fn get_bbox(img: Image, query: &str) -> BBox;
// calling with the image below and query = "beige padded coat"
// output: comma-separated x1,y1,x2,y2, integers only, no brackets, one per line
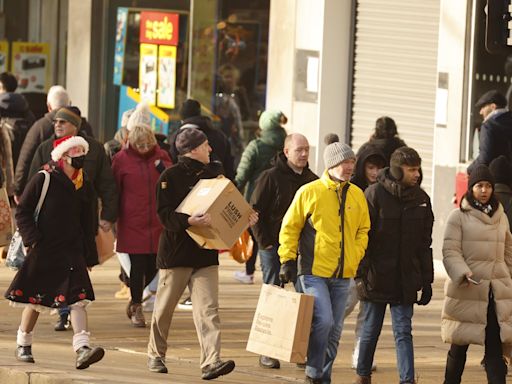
441,198,512,347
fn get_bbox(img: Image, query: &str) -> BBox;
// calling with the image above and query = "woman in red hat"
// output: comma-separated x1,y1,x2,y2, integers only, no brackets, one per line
4,135,105,369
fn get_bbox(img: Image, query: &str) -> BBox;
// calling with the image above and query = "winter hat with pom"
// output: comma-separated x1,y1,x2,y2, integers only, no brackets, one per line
127,102,151,131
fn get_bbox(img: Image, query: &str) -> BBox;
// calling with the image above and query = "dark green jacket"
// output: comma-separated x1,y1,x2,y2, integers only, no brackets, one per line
235,126,286,201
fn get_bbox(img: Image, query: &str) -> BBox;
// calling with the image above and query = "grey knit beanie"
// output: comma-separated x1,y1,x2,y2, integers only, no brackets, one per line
323,142,355,169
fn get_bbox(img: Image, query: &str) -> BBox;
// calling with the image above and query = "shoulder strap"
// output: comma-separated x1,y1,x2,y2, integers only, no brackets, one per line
334,182,350,278
34,170,50,221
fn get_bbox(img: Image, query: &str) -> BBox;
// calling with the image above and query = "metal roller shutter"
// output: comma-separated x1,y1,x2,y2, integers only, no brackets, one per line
351,0,440,194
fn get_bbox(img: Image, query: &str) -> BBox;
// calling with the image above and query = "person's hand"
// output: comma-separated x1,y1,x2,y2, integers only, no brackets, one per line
188,213,212,227
249,211,259,226
279,260,297,284
417,284,432,305
99,220,112,232
14,195,20,205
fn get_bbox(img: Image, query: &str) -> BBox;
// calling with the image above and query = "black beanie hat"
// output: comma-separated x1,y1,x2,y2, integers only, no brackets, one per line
176,127,207,155
468,164,495,190
180,99,201,120
0,72,17,92
489,156,512,184
389,147,421,180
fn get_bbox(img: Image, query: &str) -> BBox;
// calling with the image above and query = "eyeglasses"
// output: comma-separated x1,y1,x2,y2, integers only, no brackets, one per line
53,119,69,125
135,142,153,150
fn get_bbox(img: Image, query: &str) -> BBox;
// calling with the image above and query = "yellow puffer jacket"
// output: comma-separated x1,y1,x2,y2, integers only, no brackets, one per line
279,171,370,278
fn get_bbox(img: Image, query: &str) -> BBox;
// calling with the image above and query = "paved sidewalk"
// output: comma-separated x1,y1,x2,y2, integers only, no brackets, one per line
0,256,493,383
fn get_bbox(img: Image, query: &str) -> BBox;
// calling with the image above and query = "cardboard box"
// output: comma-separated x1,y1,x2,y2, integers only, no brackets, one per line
175,177,252,249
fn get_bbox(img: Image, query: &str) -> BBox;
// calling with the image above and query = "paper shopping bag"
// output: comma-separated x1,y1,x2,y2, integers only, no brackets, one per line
0,187,13,247
246,284,314,363
95,229,115,264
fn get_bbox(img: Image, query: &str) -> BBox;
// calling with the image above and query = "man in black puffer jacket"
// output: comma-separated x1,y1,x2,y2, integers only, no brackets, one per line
354,147,434,384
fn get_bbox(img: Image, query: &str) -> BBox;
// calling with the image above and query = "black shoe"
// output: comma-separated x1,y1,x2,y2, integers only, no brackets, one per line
54,313,70,331
201,360,235,380
148,356,168,373
15,345,35,363
305,376,322,384
259,355,280,369
296,362,306,369
76,346,105,369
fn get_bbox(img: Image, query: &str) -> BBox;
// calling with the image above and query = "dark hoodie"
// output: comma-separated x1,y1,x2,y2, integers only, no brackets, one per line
367,136,406,164
168,115,235,180
0,92,35,122
352,143,386,191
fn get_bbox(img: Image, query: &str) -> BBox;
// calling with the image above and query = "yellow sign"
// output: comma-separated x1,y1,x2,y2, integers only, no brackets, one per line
157,45,177,109
139,43,158,105
11,42,50,92
0,41,8,73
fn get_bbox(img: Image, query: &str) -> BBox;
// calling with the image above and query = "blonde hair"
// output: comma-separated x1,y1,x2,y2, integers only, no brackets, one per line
128,125,157,148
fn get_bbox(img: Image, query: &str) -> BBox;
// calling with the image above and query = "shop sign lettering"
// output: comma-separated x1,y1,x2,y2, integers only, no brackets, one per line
140,12,179,46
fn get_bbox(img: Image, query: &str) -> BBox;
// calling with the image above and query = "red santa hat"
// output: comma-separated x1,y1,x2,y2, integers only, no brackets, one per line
51,135,89,162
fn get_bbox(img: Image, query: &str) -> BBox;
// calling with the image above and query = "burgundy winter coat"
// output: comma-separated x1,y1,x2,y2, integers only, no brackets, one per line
112,145,172,254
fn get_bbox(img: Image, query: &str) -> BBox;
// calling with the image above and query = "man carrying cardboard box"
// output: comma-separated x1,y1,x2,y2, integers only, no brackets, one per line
147,127,257,380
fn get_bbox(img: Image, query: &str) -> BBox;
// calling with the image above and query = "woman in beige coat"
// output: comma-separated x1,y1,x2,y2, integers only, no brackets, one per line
442,164,512,384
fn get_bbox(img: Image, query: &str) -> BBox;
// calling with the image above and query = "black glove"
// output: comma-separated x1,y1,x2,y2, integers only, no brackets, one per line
279,260,297,284
417,284,432,306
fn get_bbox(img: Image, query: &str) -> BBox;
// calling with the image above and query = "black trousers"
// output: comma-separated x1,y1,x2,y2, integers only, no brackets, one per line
444,292,507,384
128,253,157,304
245,229,258,275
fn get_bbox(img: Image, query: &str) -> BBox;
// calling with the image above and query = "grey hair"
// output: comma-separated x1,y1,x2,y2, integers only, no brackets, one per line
47,85,70,109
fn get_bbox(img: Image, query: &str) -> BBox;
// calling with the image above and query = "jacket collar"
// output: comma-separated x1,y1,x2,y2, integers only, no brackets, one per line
320,170,349,191
461,197,504,224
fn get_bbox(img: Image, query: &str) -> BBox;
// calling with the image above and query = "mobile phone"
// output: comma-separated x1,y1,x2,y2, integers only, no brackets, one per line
466,276,481,285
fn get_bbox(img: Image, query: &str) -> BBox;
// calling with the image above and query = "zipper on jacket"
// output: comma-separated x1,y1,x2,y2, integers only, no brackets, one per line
334,183,349,278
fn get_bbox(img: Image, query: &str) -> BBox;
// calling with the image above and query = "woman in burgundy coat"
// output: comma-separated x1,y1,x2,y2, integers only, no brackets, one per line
112,125,172,327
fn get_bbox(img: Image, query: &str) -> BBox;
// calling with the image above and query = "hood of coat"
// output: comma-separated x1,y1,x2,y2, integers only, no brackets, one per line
377,168,424,202
352,143,386,191
275,151,311,175
181,115,214,133
0,92,29,114
259,126,287,147
460,196,504,225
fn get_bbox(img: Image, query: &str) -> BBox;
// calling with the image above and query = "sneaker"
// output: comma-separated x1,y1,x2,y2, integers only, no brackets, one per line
76,346,105,369
15,345,35,363
259,355,280,369
130,304,146,327
54,313,70,331
142,295,155,313
114,283,131,299
305,376,322,384
201,360,235,380
148,356,168,373
233,270,254,284
177,296,193,310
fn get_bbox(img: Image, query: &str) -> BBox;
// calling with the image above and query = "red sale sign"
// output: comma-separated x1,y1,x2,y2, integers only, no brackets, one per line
139,12,179,46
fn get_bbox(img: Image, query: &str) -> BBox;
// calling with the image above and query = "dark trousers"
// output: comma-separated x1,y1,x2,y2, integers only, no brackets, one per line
129,253,157,304
245,229,258,275
444,293,507,384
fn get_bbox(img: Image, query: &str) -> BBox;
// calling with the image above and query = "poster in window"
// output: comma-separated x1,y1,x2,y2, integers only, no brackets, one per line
11,42,50,92
157,45,176,109
139,43,158,105
0,41,8,73
113,7,128,85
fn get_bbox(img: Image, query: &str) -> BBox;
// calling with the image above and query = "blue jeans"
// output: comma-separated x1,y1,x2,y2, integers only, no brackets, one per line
357,301,414,383
299,275,351,383
259,245,281,286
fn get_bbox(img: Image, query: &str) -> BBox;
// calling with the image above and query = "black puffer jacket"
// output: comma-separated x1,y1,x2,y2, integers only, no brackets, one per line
468,110,512,174
356,168,434,304
365,136,406,164
156,156,223,269
168,115,235,180
351,143,386,191
250,152,318,248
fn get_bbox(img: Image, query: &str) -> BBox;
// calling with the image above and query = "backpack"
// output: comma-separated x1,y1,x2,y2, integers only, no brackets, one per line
1,117,31,168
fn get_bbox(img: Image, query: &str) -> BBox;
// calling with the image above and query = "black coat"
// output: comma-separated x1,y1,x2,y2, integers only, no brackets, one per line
351,143,387,191
468,111,512,174
28,132,118,224
168,116,235,180
156,156,223,269
366,136,406,165
14,110,94,196
250,152,318,248
5,167,97,308
356,169,434,304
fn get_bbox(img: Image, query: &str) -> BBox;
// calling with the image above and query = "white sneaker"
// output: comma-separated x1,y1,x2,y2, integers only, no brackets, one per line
142,295,155,313
177,296,193,310
233,270,254,284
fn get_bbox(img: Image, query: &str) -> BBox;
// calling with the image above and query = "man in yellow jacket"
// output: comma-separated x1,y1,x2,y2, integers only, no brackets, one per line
279,141,370,384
